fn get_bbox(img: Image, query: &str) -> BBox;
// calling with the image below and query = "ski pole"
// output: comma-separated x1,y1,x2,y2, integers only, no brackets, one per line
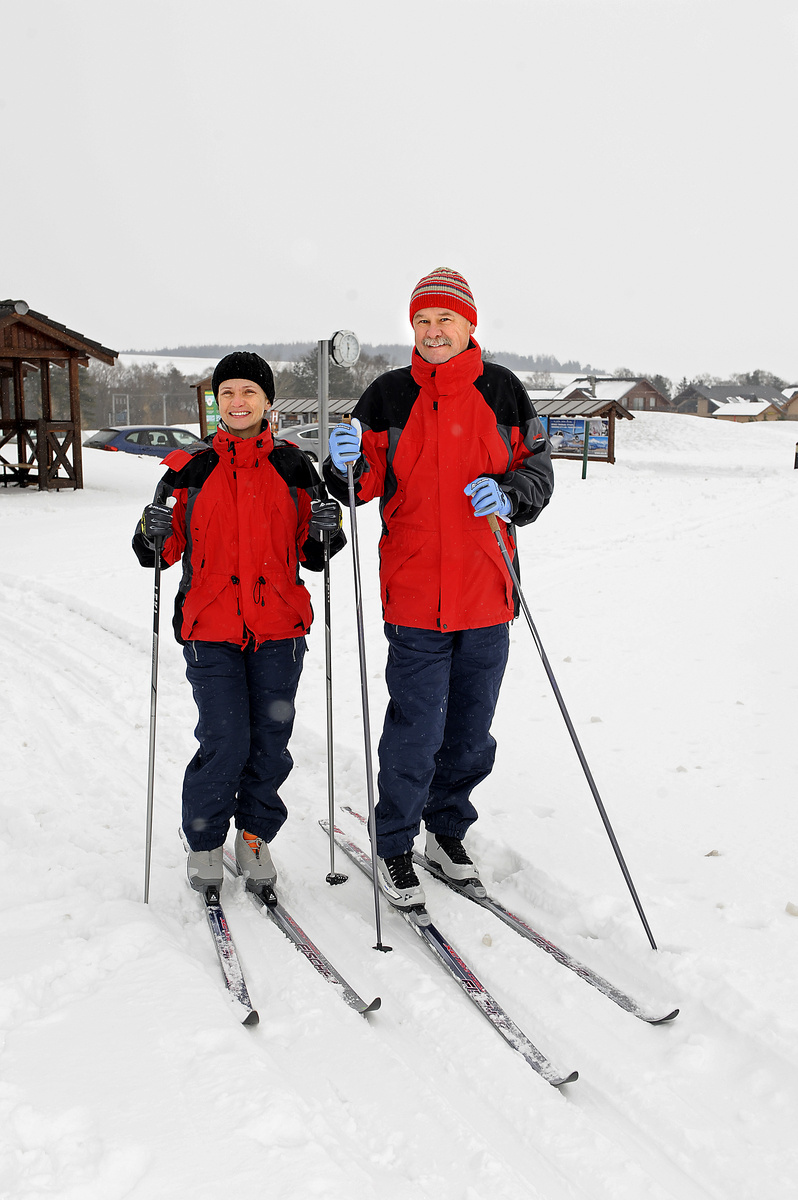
486,514,658,951
143,533,164,904
323,528,347,885
343,419,391,952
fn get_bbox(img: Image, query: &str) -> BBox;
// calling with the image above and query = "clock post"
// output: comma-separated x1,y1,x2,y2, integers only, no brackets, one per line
317,330,360,462
316,329,360,890
317,339,330,460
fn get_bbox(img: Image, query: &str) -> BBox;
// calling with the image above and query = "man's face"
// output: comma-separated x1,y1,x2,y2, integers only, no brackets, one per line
412,307,475,365
217,378,269,438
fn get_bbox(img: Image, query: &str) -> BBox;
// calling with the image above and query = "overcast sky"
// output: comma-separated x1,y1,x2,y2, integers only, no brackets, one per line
4,0,797,381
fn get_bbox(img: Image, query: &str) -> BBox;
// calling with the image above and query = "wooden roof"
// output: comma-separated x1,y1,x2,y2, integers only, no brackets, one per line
0,300,117,368
533,393,634,420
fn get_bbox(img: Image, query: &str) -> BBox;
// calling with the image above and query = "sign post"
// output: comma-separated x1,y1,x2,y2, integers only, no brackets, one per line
204,390,219,437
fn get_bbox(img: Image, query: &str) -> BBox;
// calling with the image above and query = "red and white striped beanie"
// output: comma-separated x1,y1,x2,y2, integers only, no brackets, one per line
409,267,477,327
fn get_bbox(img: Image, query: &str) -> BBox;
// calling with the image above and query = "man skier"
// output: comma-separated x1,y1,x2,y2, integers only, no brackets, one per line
323,267,554,909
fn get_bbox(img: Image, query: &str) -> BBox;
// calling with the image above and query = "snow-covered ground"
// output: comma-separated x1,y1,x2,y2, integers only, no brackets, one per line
1,413,796,1199
117,353,222,377
117,353,295,377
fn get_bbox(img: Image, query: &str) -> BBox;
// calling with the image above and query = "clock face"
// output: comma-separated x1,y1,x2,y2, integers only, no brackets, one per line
331,329,360,367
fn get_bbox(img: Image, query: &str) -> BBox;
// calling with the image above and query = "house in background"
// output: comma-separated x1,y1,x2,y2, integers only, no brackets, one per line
674,383,788,420
559,375,674,412
781,387,798,419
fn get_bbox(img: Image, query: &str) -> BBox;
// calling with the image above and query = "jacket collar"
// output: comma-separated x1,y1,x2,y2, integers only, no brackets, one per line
410,339,484,396
212,423,274,467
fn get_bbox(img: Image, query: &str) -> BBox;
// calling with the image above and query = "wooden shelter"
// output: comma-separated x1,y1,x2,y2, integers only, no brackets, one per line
531,391,634,464
0,300,117,490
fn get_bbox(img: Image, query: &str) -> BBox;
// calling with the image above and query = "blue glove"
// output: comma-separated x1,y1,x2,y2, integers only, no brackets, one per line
329,419,362,472
464,477,512,519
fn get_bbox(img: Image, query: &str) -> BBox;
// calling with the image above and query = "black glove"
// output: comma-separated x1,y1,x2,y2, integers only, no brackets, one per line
308,499,342,541
140,503,174,546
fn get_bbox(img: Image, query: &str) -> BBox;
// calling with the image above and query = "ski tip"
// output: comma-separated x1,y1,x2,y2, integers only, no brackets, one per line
242,1008,260,1027
360,996,382,1015
553,1069,579,1087
648,1007,680,1025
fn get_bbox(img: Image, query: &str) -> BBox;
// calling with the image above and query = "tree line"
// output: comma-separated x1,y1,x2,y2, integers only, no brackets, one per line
138,342,594,376
26,352,791,431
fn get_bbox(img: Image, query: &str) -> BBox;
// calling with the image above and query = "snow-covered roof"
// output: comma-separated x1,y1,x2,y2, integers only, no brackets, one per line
712,400,776,417
557,378,660,403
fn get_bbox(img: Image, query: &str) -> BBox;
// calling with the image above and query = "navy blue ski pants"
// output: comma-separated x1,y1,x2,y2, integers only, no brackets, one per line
375,622,510,859
181,637,305,851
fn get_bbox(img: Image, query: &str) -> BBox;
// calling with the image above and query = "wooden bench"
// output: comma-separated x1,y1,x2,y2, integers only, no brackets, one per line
0,462,35,487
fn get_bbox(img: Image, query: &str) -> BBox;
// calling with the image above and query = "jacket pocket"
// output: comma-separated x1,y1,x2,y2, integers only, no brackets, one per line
249,569,312,633
379,525,435,611
180,573,231,637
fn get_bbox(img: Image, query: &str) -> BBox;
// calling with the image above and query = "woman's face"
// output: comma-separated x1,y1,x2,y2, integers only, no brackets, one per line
216,378,269,438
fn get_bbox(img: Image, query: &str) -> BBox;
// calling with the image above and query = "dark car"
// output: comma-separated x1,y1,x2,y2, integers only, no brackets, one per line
83,425,206,458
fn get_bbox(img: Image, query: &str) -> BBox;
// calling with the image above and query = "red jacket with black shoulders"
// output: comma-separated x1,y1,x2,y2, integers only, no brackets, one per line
323,341,553,632
133,426,345,646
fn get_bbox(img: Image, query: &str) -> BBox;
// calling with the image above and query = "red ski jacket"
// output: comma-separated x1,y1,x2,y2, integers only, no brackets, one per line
323,342,553,632
133,426,344,646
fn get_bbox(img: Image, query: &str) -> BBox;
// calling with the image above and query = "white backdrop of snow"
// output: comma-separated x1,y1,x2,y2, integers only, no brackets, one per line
1,413,796,1199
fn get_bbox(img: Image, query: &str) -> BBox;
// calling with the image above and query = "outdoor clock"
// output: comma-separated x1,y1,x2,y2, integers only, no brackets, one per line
330,329,360,367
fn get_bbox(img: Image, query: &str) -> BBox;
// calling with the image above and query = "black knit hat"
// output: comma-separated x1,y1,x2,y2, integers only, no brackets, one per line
212,351,275,402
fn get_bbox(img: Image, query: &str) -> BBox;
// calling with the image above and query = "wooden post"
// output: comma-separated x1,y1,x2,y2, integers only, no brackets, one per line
40,359,52,423
196,382,207,438
68,355,84,490
1,374,10,422
36,418,47,491
12,359,24,424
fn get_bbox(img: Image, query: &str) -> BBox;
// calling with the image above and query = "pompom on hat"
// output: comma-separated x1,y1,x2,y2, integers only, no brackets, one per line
212,351,275,402
409,267,477,328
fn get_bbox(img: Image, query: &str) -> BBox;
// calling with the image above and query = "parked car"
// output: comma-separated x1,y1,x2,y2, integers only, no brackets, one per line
277,423,334,463
83,425,206,458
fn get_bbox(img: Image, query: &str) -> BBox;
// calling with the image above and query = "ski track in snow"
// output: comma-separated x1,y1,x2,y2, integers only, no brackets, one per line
1,415,797,1199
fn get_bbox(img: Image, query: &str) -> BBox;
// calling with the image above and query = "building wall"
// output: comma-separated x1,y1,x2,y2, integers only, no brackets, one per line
623,381,671,411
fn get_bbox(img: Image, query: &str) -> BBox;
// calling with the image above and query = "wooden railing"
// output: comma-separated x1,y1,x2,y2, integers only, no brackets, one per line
0,420,80,489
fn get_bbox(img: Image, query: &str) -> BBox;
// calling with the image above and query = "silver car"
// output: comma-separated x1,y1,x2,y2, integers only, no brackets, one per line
278,423,335,463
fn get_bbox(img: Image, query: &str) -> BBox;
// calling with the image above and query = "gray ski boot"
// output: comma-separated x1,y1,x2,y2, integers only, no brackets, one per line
376,851,426,910
186,845,224,893
235,829,277,895
424,831,485,894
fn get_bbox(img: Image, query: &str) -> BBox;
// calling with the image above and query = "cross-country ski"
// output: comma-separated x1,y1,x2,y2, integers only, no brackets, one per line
341,804,679,1025
222,849,380,1016
320,820,578,1087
